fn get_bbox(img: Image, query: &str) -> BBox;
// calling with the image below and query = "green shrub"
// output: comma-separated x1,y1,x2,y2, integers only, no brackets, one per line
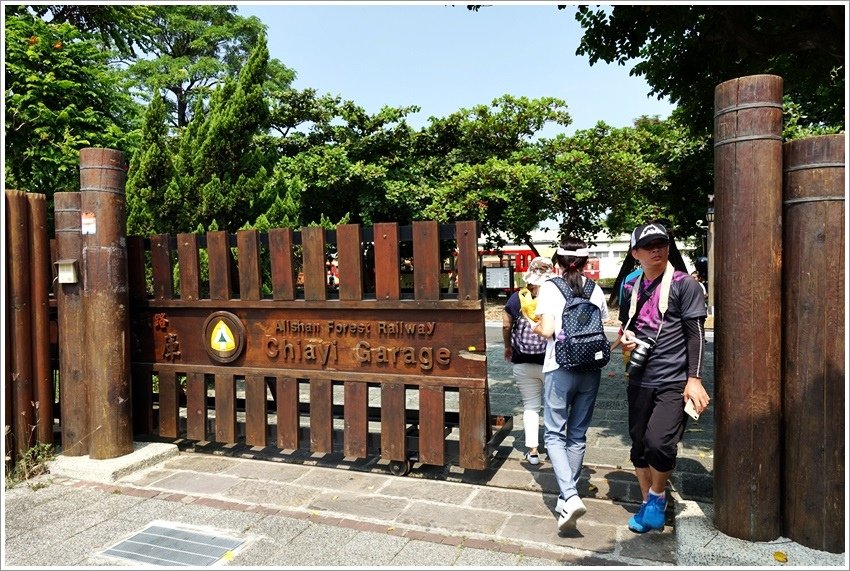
4,435,55,489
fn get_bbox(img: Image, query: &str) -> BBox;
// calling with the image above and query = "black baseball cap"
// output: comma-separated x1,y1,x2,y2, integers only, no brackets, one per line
631,223,669,250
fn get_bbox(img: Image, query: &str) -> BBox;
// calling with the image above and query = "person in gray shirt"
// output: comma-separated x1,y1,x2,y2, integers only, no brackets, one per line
618,222,709,533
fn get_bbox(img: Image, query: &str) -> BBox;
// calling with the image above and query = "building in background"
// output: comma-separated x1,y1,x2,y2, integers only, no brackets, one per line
480,227,698,282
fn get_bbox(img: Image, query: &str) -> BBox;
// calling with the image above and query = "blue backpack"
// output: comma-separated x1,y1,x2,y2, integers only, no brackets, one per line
550,276,610,371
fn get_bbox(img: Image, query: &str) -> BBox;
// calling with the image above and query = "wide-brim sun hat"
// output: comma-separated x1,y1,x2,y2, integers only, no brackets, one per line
523,256,555,286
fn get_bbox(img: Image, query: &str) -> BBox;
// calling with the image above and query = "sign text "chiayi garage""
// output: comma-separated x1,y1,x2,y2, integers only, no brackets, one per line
265,320,451,371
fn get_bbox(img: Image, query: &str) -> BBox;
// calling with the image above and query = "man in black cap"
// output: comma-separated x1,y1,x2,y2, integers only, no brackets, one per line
617,223,710,533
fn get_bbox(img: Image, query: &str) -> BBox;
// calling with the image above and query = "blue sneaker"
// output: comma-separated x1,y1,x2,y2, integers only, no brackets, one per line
641,494,667,531
628,501,650,533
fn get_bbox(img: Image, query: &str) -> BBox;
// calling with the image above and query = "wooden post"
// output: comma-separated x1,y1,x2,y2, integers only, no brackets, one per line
782,134,845,553
713,74,783,541
54,192,89,455
5,191,35,456
80,147,133,459
5,248,13,466
27,193,53,445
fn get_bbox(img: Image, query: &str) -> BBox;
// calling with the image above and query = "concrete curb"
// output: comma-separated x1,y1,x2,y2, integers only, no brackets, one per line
48,442,179,483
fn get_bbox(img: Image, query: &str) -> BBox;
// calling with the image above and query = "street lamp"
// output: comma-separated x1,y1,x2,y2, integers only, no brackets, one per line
706,206,715,317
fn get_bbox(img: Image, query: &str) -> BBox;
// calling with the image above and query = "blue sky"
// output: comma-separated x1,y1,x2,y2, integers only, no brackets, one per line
236,2,675,137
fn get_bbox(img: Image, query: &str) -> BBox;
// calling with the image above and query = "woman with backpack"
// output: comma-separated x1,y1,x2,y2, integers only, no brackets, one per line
530,237,609,534
502,256,555,466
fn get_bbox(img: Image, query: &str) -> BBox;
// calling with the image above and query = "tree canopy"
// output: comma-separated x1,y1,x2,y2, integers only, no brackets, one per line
4,10,140,199
124,4,280,127
574,5,845,136
11,3,823,251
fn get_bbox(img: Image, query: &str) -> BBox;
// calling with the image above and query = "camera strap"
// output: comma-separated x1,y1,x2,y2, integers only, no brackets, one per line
624,261,674,343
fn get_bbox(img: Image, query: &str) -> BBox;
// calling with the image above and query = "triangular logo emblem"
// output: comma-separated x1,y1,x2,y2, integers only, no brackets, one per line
210,320,236,352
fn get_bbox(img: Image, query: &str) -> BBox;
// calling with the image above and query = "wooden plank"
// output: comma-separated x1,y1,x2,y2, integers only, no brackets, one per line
301,226,327,301
185,372,207,441
131,364,153,435
134,298,481,311
418,385,445,466
374,223,400,300
150,234,173,300
126,236,147,302
245,373,268,447
412,220,440,300
343,381,368,458
214,373,237,443
176,233,200,301
455,221,479,301
157,370,179,438
458,387,487,470
144,362,488,390
269,228,295,300
275,376,300,450
309,378,333,453
207,231,232,301
237,229,262,301
336,224,363,301
380,381,406,462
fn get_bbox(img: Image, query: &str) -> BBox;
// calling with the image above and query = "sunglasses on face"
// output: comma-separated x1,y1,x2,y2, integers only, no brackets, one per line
641,240,669,251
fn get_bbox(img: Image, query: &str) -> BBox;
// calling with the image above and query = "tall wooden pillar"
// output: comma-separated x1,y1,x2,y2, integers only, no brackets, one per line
80,148,133,459
782,134,845,553
5,191,35,456
27,193,53,445
55,192,89,455
713,75,783,541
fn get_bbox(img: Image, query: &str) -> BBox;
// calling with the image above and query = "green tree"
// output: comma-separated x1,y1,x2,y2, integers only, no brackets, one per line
414,95,573,247
125,5,280,127
125,93,177,235
28,4,155,57
4,11,140,202
574,5,844,136
421,156,552,250
172,36,271,232
624,113,713,244
533,122,666,242
259,100,422,229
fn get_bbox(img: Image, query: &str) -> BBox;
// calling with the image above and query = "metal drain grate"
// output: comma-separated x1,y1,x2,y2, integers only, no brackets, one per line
103,522,245,566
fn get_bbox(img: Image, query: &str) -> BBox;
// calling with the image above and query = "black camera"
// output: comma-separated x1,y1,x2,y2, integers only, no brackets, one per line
627,338,656,377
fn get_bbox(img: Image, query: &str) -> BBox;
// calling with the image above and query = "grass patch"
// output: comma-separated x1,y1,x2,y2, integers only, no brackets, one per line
5,426,55,490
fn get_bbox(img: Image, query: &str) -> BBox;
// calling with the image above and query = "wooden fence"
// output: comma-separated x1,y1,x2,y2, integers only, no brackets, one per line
125,221,509,473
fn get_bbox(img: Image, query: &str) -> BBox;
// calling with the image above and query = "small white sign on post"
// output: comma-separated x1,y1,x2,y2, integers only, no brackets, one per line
81,212,96,235
485,266,512,289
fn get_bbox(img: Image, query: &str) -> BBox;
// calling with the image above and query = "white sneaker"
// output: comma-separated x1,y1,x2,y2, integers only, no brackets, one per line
524,451,540,465
555,494,565,513
558,495,586,532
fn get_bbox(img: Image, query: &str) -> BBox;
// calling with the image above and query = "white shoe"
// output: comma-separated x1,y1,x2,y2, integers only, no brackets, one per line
524,451,540,465
555,495,565,513
558,495,586,532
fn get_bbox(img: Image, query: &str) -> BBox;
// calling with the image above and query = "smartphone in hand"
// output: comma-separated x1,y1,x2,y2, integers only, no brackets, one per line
684,399,700,421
